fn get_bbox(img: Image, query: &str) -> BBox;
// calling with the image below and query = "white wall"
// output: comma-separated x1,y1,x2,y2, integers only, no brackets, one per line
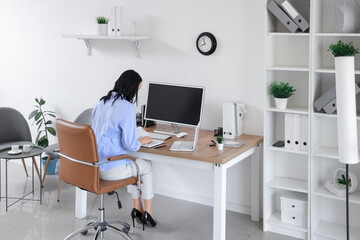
0,0,265,214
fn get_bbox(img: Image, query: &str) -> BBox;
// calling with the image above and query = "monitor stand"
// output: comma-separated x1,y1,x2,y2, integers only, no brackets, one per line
154,124,181,135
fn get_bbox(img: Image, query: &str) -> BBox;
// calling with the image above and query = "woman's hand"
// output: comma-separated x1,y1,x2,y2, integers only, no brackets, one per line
140,136,152,145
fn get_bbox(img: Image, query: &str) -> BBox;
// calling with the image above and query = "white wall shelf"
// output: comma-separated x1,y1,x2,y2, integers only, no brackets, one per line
314,221,360,240
267,212,308,233
315,33,360,37
313,185,360,205
266,177,308,193
314,112,360,121
62,34,151,57
314,146,339,159
314,68,360,74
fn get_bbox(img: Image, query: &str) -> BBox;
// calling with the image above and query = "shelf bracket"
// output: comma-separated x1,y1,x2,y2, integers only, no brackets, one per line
81,39,91,56
132,39,141,58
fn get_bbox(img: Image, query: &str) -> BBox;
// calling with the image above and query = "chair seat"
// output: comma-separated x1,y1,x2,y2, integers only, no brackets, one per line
0,141,33,150
45,143,60,159
89,177,138,195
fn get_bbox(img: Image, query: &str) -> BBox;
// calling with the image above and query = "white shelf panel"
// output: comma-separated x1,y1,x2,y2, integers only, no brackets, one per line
314,112,360,121
267,106,308,115
267,32,310,37
314,146,339,159
63,34,151,40
266,177,308,193
266,146,308,155
314,146,360,161
267,66,309,72
315,33,360,37
267,212,308,233
314,221,360,240
315,68,360,74
313,185,360,205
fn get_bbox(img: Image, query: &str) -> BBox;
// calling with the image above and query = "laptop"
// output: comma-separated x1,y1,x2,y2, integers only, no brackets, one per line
137,127,165,148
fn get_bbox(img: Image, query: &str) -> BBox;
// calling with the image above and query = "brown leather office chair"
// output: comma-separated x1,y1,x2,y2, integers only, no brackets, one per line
56,118,140,240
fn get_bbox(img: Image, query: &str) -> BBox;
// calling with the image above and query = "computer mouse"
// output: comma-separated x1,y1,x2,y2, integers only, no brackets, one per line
176,132,188,138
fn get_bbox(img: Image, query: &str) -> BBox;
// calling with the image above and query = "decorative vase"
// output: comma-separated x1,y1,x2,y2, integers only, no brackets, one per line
97,24,108,36
334,168,358,193
274,98,288,110
335,56,359,164
41,157,58,175
217,142,224,150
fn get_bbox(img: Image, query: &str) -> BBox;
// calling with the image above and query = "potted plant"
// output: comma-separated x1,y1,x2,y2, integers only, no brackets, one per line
216,135,224,151
96,16,110,36
270,81,296,110
28,98,58,174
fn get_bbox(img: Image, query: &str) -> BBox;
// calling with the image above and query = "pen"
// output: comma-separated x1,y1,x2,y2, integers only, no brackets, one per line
154,145,166,149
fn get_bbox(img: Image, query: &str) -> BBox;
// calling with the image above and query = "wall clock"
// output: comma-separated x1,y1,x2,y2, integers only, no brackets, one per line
196,32,217,56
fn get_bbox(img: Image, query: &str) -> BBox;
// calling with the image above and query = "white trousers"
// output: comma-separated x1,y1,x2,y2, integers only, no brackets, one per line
100,158,154,200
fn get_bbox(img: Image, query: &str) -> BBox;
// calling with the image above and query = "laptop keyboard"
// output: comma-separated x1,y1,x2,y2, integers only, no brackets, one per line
171,141,194,150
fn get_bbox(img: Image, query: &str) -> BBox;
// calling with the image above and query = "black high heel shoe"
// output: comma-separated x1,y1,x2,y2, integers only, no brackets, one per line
142,211,157,231
130,208,143,228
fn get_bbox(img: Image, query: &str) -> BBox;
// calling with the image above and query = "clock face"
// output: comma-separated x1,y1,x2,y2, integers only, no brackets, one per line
196,32,217,56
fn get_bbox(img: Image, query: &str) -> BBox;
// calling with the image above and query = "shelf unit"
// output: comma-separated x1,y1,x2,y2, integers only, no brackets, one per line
62,34,151,57
265,0,360,239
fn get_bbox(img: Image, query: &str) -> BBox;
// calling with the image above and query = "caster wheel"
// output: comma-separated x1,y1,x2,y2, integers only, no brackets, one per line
81,230,88,235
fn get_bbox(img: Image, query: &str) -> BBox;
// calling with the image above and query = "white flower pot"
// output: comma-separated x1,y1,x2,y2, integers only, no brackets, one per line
335,56,359,164
274,98,288,110
97,24,108,36
217,143,224,151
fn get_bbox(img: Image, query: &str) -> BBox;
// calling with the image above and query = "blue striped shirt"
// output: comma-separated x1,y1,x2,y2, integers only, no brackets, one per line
91,93,141,171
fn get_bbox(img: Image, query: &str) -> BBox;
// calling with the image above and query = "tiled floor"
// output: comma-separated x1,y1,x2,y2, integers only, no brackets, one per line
0,161,299,240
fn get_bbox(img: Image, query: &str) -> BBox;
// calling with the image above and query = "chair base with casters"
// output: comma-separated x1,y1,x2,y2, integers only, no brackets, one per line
64,194,132,240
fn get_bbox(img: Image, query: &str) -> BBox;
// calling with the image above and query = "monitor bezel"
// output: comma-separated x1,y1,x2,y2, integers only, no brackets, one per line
144,81,205,128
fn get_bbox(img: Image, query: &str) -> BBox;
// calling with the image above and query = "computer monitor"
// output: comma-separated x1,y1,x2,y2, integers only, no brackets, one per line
144,82,205,129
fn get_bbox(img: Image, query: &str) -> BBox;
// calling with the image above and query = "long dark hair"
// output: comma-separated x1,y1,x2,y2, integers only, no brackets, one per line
101,70,142,105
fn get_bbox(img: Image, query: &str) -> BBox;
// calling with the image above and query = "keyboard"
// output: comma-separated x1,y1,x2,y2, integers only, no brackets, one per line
170,141,194,151
147,132,171,140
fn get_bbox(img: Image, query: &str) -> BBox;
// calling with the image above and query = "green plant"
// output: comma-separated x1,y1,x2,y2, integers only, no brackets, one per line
328,40,359,57
338,174,352,187
216,135,223,144
96,16,110,24
270,81,296,99
28,98,57,148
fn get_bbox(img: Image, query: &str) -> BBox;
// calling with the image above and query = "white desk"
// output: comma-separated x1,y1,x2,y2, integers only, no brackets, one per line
74,126,263,240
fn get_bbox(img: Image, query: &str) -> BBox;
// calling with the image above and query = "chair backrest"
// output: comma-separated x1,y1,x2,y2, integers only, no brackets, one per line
0,107,32,143
74,108,93,125
56,118,100,193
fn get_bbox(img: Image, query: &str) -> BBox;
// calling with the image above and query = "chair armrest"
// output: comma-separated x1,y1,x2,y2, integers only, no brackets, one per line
108,154,136,161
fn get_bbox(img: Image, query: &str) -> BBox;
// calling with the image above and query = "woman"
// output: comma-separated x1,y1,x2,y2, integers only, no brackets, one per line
91,70,156,230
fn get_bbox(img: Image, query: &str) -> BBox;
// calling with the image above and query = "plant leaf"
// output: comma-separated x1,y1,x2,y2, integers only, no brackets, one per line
35,131,42,144
38,137,49,148
36,118,43,125
28,110,38,120
45,120,52,125
44,110,56,114
47,127,56,136
40,98,46,106
34,112,42,121
37,122,43,132
35,98,40,104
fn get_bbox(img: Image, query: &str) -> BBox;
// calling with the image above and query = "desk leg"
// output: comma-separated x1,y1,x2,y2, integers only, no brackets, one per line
213,163,226,240
250,145,262,221
75,187,87,219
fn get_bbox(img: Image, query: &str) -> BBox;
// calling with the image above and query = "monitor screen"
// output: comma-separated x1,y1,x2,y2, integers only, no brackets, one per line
145,83,205,127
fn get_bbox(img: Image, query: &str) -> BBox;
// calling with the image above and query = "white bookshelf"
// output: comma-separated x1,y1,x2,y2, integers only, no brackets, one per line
265,0,360,239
